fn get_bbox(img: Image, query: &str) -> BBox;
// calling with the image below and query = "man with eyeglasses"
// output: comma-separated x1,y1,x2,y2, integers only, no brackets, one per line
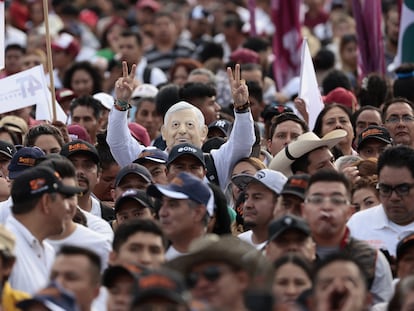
167,234,269,311
348,145,414,259
302,169,393,304
382,98,414,149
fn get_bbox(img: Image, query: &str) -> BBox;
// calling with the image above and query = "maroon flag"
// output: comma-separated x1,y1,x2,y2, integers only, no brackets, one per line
271,0,302,90
248,0,257,36
352,0,385,76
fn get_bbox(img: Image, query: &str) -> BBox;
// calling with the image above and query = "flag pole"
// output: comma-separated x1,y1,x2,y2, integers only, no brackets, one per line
42,0,57,122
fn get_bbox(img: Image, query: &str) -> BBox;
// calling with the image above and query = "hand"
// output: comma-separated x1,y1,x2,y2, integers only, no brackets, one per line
114,61,139,102
294,97,309,124
341,165,361,184
227,64,249,108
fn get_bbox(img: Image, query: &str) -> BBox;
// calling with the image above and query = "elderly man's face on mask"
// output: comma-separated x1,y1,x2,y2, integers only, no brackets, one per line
161,109,207,151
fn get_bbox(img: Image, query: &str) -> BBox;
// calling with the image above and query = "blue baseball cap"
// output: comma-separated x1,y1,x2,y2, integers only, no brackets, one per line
147,172,211,206
134,147,168,165
16,281,80,311
8,146,46,179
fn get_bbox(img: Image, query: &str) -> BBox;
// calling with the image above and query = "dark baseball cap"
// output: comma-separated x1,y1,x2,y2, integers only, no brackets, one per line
281,174,310,200
268,215,311,242
132,269,189,306
0,140,16,159
114,189,154,213
115,163,153,188
60,140,100,164
357,125,392,151
147,172,211,206
167,143,205,167
134,147,168,165
208,119,232,137
8,146,46,179
11,166,83,204
102,264,144,288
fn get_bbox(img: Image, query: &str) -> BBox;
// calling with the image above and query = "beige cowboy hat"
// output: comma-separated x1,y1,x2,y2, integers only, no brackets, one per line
268,129,347,177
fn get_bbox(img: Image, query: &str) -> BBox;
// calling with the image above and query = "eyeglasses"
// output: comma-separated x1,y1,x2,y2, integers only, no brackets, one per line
385,115,414,124
186,266,229,288
376,183,414,197
305,195,349,205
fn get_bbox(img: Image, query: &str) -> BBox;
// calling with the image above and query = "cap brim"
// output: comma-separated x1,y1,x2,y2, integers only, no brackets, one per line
133,288,186,306
115,196,152,212
17,299,66,311
0,150,13,159
103,266,136,287
58,183,84,196
147,184,189,200
269,129,347,176
268,227,310,243
357,136,391,151
134,157,166,164
167,153,205,167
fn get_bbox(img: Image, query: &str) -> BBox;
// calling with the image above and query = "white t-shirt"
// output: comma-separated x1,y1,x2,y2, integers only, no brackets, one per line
81,210,114,243
47,224,111,271
165,245,187,261
238,230,267,250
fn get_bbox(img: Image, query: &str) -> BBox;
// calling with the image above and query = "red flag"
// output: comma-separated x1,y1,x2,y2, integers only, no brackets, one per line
271,0,302,90
352,0,385,76
248,0,257,36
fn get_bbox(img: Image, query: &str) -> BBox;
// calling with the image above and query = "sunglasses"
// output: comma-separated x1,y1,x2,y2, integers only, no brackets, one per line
186,266,229,288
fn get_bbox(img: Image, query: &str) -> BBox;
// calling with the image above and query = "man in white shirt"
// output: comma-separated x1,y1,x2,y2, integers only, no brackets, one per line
6,166,83,294
232,169,287,250
348,145,414,257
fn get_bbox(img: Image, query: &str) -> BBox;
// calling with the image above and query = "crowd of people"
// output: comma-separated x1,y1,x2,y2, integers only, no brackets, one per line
0,0,413,310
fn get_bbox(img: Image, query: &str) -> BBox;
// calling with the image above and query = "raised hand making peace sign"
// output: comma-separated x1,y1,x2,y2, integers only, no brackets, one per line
227,64,249,110
114,61,139,103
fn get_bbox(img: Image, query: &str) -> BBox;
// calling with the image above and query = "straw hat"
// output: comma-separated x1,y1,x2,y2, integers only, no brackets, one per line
268,129,347,176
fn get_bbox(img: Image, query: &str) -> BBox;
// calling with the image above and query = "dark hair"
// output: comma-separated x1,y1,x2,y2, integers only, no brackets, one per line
223,11,243,32
112,219,167,252
12,195,42,215
5,44,25,54
313,252,369,291
313,103,352,137
394,63,414,102
322,69,352,95
274,253,313,281
387,275,414,311
306,169,352,198
377,145,414,178
357,73,389,108
155,84,180,118
351,105,382,132
70,95,103,120
63,61,103,95
179,82,216,103
246,80,263,104
198,42,224,63
313,48,335,71
57,245,101,284
209,183,231,235
24,124,64,148
95,132,117,170
243,36,270,53
120,29,143,47
38,155,76,179
291,146,332,175
382,97,414,123
269,113,309,140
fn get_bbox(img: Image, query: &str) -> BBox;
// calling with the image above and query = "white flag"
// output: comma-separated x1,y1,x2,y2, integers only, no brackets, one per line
0,65,67,122
299,38,324,131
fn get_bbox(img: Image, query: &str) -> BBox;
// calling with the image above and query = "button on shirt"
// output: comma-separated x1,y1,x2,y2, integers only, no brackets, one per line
347,204,414,257
6,216,55,294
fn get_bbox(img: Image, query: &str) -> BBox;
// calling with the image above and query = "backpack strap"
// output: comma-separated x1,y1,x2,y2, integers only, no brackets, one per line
204,153,220,186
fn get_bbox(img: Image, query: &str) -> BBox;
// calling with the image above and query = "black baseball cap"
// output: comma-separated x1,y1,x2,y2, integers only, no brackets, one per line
268,215,310,242
115,164,153,188
167,143,205,167
11,166,83,204
357,125,392,151
60,140,100,164
114,189,154,213
0,141,16,159
281,174,310,200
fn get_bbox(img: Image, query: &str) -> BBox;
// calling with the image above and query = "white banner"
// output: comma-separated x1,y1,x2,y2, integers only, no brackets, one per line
0,65,67,122
299,38,324,131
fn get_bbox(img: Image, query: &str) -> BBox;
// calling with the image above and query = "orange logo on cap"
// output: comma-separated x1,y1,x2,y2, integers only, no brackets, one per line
68,143,90,152
290,178,308,188
139,275,176,290
362,128,383,139
18,157,36,166
29,178,46,191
